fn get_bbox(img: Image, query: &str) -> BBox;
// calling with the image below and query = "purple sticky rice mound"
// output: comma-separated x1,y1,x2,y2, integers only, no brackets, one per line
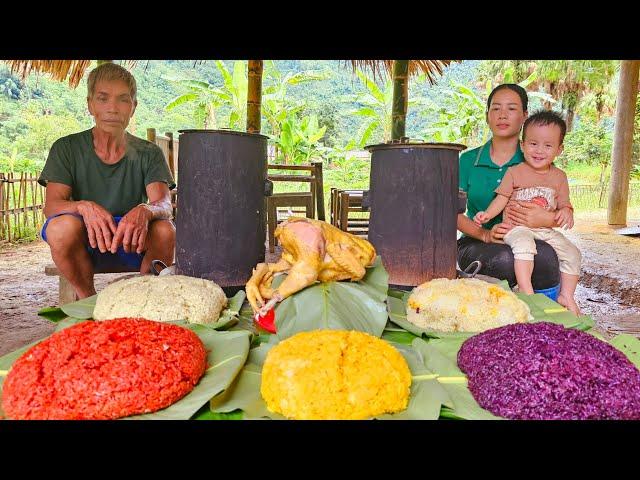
457,322,640,420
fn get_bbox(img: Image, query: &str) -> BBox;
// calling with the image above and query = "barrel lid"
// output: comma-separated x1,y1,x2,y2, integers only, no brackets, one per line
178,128,269,140
365,141,467,152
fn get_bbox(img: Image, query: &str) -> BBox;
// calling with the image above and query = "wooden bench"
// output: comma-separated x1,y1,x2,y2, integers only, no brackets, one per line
45,263,139,306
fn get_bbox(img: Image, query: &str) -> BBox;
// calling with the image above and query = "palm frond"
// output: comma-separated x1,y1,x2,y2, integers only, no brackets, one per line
2,60,138,88
346,60,458,84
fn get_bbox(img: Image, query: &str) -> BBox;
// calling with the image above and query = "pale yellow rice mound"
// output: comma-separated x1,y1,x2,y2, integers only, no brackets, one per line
406,277,532,333
260,330,412,420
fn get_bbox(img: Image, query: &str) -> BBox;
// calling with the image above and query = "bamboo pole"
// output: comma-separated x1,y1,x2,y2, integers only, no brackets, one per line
0,173,4,240
21,173,28,230
246,60,263,134
31,173,37,228
10,173,16,241
607,60,640,226
391,60,409,141
165,132,176,179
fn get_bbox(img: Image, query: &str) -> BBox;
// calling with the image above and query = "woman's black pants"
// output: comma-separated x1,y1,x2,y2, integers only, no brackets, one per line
457,236,560,290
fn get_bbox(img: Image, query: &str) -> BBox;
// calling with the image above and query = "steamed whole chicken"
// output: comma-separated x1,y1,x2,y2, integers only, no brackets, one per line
246,217,377,315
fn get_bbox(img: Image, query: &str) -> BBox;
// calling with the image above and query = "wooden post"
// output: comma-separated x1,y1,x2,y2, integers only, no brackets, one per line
146,128,157,144
312,160,325,221
391,60,409,141
340,191,350,231
608,60,640,226
165,132,176,179
247,60,263,134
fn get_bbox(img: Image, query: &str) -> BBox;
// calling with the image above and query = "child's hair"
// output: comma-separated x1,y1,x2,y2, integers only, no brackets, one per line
486,84,528,113
522,110,567,143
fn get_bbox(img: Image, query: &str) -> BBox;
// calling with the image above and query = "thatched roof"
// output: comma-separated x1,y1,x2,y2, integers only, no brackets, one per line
3,60,137,88
348,60,457,84
4,60,457,89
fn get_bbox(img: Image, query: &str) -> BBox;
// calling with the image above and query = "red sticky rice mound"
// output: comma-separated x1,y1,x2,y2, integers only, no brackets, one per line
2,318,207,420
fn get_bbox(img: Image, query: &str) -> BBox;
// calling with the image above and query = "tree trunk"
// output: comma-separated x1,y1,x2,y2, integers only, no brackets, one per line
566,108,575,132
544,81,556,110
391,60,409,141
607,60,640,226
246,60,263,134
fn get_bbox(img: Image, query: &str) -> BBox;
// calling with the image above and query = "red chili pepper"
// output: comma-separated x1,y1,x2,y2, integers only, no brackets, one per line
254,308,276,334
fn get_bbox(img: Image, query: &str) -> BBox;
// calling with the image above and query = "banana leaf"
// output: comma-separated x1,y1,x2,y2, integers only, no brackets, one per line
38,291,247,330
198,291,245,331
609,334,640,369
381,329,420,345
387,286,594,339
193,406,243,420
36,306,67,323
0,319,251,420
208,338,450,420
128,327,251,420
61,294,97,319
271,256,389,340
411,338,499,420
516,293,595,330
419,330,640,420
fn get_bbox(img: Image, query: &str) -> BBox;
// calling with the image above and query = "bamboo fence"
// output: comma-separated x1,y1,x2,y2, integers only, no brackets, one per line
0,172,45,242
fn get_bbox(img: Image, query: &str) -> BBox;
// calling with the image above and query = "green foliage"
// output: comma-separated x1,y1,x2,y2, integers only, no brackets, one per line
558,119,613,169
419,80,488,145
0,59,632,207
416,71,548,146
261,60,329,139
274,113,327,164
478,60,618,130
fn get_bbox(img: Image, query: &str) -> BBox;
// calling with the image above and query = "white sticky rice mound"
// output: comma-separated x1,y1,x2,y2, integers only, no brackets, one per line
93,275,227,325
406,278,532,333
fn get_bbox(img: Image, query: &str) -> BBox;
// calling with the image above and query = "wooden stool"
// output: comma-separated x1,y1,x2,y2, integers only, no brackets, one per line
267,193,314,253
330,189,369,237
45,263,139,306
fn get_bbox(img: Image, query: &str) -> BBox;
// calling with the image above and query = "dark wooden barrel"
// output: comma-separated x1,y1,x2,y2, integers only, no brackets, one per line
175,130,269,287
365,142,466,288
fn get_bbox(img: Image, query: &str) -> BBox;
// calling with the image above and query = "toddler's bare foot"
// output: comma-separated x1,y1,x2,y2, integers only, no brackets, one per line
557,293,581,316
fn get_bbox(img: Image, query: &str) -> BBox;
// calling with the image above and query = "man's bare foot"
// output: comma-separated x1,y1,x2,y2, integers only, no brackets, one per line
557,293,581,316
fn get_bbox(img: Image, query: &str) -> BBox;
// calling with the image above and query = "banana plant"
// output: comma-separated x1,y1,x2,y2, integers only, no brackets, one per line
261,61,329,158
274,114,327,164
164,78,225,128
215,60,248,130
345,70,428,147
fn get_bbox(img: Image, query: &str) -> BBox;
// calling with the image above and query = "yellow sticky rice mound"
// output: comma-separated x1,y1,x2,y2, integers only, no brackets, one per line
260,330,412,420
406,278,532,333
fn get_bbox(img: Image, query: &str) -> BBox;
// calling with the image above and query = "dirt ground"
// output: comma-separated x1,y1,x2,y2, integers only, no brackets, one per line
1,209,639,356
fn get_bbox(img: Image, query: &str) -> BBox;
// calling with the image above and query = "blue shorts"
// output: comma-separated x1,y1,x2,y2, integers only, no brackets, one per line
41,213,144,271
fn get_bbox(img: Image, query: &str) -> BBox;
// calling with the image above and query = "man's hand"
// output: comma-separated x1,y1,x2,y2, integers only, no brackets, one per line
555,207,574,229
110,205,152,254
77,200,117,253
504,201,555,229
483,222,514,244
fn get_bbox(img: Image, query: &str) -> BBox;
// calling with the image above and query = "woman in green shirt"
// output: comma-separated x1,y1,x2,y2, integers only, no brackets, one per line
457,84,561,291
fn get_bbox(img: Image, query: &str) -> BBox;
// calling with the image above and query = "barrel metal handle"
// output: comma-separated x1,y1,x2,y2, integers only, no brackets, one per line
151,259,168,276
